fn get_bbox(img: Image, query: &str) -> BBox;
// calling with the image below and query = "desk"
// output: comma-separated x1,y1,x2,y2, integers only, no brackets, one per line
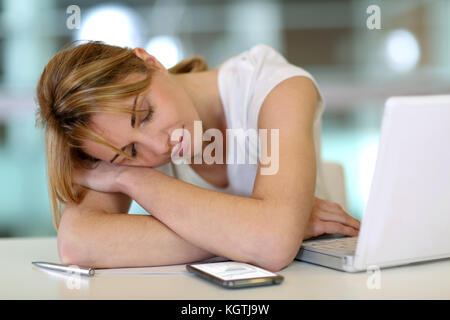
1,237,449,299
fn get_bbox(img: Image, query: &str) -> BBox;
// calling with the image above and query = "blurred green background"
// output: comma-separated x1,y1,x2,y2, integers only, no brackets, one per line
0,0,449,237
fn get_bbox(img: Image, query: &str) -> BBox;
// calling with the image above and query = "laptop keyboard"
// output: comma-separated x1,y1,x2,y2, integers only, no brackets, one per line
302,236,358,256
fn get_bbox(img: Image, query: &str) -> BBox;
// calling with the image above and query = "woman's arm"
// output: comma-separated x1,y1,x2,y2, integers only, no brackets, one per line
115,76,346,271
117,170,282,269
58,188,216,268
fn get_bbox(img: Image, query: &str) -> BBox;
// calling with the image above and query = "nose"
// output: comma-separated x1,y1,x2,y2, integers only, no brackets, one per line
136,131,173,159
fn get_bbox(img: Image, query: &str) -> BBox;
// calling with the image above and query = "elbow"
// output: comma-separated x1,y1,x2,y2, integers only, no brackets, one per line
258,242,302,273
57,211,94,267
57,231,80,266
58,229,92,267
243,201,309,272
250,229,304,273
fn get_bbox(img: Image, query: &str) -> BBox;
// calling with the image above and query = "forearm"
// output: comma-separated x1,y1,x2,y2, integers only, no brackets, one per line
58,208,216,268
117,167,304,270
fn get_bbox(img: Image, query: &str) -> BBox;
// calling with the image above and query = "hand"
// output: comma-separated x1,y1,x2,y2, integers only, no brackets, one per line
303,197,361,240
73,160,128,194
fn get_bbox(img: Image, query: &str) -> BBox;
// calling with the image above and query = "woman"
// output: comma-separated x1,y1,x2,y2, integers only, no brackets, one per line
35,41,360,272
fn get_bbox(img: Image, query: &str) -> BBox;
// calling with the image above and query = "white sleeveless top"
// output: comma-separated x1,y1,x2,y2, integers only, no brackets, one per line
129,44,328,214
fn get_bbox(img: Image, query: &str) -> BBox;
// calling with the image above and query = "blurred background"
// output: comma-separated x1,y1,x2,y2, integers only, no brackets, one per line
0,0,449,238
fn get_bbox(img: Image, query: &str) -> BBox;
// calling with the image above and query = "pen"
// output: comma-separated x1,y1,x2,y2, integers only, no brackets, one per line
32,261,95,277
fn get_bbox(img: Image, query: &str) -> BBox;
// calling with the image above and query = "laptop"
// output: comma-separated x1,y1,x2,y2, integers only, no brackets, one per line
295,95,450,272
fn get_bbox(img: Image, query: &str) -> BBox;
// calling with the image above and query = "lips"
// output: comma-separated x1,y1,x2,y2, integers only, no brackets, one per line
171,126,185,158
171,140,182,158
178,136,184,156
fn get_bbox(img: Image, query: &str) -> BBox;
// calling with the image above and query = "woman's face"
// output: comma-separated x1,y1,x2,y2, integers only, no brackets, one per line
82,59,200,168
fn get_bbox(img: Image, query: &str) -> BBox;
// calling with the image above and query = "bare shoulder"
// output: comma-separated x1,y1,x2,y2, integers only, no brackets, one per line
258,76,319,132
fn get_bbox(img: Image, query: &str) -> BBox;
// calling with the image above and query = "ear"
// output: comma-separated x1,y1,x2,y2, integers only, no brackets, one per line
133,47,167,73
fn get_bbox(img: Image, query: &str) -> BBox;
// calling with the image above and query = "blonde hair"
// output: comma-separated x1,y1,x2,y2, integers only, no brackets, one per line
35,40,208,230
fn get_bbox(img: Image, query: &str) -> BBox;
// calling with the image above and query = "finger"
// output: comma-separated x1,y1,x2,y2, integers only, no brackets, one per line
318,210,361,231
321,221,359,237
341,213,361,230
314,209,346,227
317,200,347,215
315,202,361,230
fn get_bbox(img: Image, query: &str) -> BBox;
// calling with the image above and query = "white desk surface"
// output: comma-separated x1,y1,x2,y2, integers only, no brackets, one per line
1,237,449,299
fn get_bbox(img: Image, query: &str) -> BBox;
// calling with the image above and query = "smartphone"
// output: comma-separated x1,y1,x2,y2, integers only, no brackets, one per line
186,261,284,289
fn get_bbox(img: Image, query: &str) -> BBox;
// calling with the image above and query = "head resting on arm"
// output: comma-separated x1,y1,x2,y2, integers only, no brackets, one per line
35,40,208,230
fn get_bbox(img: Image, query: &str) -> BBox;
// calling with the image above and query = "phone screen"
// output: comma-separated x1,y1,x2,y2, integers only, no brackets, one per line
186,261,284,288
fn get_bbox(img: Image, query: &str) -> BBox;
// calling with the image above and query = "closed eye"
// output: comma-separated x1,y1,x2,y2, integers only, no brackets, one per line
141,107,154,124
130,106,154,160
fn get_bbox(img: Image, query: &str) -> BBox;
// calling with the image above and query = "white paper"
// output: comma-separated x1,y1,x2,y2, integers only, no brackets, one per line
94,256,229,276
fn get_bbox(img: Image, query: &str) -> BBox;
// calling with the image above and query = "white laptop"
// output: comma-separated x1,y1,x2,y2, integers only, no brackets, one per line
295,95,450,272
